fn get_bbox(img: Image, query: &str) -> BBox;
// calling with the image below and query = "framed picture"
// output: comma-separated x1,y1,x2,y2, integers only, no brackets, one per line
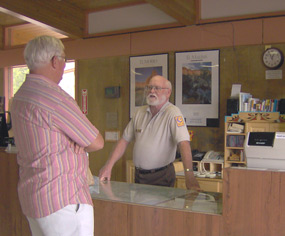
175,50,220,127
129,53,168,118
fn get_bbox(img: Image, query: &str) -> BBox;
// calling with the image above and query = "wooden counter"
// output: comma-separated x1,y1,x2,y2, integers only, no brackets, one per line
223,167,285,236
92,168,285,236
93,198,222,236
2,150,285,236
0,149,31,235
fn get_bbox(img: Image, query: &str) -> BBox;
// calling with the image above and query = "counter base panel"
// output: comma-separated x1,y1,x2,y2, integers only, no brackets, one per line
93,199,223,236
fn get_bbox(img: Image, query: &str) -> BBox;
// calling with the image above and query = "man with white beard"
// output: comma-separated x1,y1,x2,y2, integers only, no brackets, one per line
99,75,200,190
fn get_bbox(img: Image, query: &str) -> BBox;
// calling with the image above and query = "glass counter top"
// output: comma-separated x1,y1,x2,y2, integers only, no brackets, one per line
89,177,222,215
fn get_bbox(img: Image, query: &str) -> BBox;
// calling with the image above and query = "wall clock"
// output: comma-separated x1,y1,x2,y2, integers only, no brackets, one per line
262,47,284,69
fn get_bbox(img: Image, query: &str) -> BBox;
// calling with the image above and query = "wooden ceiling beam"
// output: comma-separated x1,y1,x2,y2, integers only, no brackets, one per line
145,0,196,25
0,0,85,38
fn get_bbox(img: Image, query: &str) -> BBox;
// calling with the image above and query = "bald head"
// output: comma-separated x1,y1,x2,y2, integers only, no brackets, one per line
149,75,172,92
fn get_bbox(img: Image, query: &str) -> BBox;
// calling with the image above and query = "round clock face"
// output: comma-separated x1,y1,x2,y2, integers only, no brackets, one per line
262,48,284,69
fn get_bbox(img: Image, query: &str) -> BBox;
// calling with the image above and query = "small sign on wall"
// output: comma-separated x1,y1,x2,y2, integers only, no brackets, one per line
265,70,282,80
105,131,120,142
82,89,88,114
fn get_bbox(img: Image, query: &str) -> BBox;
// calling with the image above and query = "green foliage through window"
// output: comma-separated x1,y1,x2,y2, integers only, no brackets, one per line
12,61,75,98
13,67,29,95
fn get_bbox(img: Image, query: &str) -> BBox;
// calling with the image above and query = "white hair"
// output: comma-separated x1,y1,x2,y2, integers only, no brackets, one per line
24,35,65,70
165,79,172,91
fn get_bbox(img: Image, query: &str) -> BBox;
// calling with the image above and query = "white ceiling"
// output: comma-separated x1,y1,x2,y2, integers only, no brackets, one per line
0,0,285,43
88,3,177,34
201,0,285,20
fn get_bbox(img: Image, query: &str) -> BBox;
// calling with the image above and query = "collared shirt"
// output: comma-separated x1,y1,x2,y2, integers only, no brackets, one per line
11,74,99,218
123,102,190,170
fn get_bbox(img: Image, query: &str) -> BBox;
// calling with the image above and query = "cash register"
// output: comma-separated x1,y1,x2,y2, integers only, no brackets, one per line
244,132,285,170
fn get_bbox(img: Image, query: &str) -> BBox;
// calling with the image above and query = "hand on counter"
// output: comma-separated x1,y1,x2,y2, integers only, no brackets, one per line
185,171,201,191
98,163,112,181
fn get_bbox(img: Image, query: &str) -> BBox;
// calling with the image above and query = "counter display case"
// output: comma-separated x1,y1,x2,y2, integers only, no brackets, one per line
90,179,222,215
2,149,285,236
127,160,223,192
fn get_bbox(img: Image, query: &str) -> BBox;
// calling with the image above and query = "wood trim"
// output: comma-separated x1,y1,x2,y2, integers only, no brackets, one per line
0,0,85,38
85,1,146,14
83,22,182,38
195,0,201,24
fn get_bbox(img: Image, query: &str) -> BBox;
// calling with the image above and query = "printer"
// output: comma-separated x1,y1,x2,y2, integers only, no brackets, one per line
244,132,285,170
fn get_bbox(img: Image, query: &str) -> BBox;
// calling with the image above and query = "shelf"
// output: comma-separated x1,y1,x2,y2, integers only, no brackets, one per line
224,112,285,168
226,161,246,164
226,132,245,135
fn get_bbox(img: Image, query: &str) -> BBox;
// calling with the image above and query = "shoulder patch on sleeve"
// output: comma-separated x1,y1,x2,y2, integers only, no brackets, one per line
175,116,185,127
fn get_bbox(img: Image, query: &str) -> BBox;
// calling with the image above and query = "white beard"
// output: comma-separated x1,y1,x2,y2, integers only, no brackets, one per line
146,93,167,106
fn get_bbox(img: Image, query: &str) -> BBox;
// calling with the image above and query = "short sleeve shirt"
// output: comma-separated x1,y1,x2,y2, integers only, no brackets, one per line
123,102,190,169
11,74,99,218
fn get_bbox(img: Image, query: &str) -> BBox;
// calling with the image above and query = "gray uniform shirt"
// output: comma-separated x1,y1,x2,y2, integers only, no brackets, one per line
123,102,190,170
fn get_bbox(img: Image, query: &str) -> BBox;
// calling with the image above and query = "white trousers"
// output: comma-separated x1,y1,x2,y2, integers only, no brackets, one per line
27,204,94,236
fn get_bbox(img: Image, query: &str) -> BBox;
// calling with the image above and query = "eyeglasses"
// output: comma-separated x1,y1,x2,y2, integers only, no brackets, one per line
145,85,169,92
57,55,67,62
52,55,67,62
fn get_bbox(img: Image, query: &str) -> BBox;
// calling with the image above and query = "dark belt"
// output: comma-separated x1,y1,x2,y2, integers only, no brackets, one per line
135,163,172,174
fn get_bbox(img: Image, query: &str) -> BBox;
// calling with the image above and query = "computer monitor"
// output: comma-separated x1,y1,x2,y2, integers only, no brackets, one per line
0,112,10,146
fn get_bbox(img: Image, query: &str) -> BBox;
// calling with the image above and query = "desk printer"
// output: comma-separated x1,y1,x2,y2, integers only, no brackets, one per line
244,132,285,170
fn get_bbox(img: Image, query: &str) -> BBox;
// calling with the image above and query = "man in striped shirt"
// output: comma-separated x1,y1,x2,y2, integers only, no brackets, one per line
11,35,104,236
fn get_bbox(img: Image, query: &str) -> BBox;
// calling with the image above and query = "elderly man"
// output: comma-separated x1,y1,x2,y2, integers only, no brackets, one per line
99,75,199,190
11,35,104,236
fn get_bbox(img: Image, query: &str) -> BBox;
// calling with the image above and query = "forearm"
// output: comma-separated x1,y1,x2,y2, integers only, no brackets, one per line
99,138,129,181
179,140,200,190
85,132,104,152
105,138,129,168
179,141,193,172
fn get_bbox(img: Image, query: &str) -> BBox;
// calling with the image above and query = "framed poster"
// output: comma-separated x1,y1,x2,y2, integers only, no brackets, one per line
129,53,168,118
175,50,220,127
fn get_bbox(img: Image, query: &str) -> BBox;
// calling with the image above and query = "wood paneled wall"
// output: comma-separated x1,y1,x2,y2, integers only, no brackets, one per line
77,56,131,181
1,16,285,181
79,44,285,181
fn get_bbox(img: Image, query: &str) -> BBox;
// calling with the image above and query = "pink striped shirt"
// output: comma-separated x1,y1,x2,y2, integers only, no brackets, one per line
11,74,99,218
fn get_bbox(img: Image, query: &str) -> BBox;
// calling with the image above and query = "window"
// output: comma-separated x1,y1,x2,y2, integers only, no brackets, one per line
12,66,28,95
59,61,75,98
11,61,75,98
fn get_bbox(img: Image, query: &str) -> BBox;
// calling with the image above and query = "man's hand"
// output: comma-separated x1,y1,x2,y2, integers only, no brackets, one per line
98,164,112,181
185,172,201,191
70,142,85,154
